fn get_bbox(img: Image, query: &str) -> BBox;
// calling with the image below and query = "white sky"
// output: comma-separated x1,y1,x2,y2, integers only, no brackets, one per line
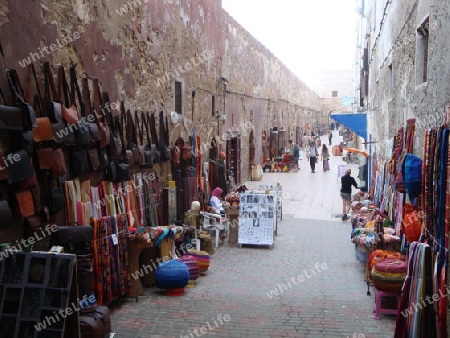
221,0,357,89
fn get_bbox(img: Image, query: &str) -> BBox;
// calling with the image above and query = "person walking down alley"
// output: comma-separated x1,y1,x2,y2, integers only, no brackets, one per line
340,169,358,220
292,143,300,172
321,144,330,172
328,131,333,145
308,141,318,173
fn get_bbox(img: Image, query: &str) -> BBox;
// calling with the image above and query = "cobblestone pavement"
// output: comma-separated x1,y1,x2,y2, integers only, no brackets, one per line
110,132,397,337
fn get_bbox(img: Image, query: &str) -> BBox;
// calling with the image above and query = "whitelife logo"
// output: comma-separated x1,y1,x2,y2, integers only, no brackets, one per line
266,262,328,299
18,31,81,68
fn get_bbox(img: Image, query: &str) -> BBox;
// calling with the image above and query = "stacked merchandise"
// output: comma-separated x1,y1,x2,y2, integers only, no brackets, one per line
0,44,173,311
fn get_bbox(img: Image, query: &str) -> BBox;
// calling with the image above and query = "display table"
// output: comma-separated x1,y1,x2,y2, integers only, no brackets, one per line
225,208,240,244
127,239,154,299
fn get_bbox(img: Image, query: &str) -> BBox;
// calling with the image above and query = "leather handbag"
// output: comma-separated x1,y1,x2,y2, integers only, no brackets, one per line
125,109,140,165
104,92,122,159
46,176,65,215
58,65,79,124
40,63,75,145
93,79,110,149
37,148,67,177
43,62,62,123
0,147,8,180
36,147,55,171
6,69,37,131
114,161,130,182
52,148,67,177
106,160,117,182
25,64,54,141
0,80,23,130
149,112,161,163
71,148,90,178
15,189,35,217
70,65,90,147
6,150,34,184
141,111,153,168
159,110,170,161
0,199,13,230
82,78,101,144
88,147,100,171
79,304,111,338
52,224,93,255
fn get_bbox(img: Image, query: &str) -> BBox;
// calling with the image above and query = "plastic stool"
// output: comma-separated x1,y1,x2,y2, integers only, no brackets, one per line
374,289,401,319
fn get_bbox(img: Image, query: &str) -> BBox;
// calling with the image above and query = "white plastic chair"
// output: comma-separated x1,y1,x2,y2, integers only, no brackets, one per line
199,211,229,248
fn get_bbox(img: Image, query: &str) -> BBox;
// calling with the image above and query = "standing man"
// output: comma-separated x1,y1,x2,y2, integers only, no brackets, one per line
308,141,318,173
340,169,359,220
328,130,333,145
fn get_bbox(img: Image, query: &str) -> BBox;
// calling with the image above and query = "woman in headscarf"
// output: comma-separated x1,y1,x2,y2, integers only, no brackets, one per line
209,187,224,215
209,187,228,241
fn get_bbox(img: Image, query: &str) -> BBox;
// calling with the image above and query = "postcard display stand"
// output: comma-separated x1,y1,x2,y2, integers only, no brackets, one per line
238,192,276,248
0,251,79,338
258,184,282,234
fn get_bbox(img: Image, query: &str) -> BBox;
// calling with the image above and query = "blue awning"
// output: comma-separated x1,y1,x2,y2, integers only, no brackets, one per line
330,113,367,140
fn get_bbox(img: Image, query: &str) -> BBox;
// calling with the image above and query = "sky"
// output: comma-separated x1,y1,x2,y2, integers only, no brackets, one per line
221,0,357,89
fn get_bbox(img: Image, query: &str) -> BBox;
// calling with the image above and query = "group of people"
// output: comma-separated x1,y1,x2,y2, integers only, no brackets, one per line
306,141,330,173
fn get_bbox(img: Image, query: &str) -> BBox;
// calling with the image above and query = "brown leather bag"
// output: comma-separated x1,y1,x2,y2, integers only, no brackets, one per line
0,147,8,180
58,65,79,124
104,92,122,159
15,189,35,217
81,78,101,144
87,147,100,171
37,148,66,177
79,304,111,338
93,79,110,149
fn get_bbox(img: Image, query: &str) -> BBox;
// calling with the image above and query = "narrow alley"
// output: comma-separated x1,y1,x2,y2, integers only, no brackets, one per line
110,132,396,338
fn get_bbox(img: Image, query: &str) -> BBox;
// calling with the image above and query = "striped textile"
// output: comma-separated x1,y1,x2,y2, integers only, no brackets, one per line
421,129,438,235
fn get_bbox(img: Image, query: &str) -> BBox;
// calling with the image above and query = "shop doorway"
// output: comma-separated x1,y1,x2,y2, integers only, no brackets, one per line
226,136,241,187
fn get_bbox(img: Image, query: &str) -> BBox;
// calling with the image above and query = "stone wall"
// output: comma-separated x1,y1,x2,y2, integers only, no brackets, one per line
0,0,321,181
365,0,450,158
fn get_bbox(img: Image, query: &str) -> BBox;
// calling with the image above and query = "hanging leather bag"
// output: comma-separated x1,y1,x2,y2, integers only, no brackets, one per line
81,78,101,144
58,65,79,124
6,69,37,131
0,198,13,230
36,147,67,177
70,65,90,147
93,79,110,149
104,91,122,159
149,112,161,163
159,110,171,161
141,111,153,169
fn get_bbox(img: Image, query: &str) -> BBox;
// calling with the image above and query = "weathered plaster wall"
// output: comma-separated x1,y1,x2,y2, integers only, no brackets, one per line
222,11,322,173
366,0,450,159
0,0,321,183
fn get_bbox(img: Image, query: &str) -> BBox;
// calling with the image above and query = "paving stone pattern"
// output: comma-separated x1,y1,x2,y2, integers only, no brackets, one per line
110,132,397,337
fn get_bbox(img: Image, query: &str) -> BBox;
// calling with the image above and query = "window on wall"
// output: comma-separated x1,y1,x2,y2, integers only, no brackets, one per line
212,95,215,117
332,91,338,97
175,81,182,114
416,17,429,85
388,63,393,99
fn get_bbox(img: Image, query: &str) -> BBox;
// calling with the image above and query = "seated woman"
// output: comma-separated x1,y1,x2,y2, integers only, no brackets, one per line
209,187,225,215
209,187,228,240
183,201,215,255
